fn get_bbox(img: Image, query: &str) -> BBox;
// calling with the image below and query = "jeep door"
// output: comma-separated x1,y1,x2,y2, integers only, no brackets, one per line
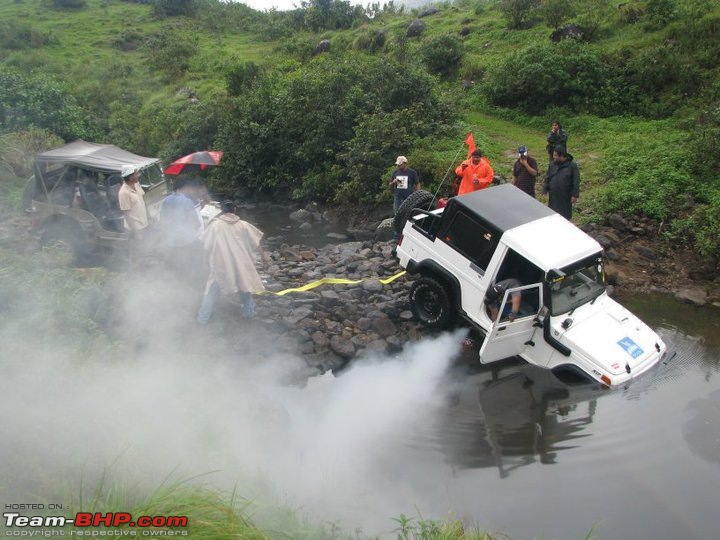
479,283,543,364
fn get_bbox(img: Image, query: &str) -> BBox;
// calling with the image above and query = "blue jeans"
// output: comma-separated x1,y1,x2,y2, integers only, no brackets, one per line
197,282,255,324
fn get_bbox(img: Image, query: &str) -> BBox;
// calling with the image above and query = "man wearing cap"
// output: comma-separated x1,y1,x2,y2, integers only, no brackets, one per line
389,155,420,214
484,278,523,322
454,149,494,195
511,145,539,198
543,145,580,220
118,165,148,265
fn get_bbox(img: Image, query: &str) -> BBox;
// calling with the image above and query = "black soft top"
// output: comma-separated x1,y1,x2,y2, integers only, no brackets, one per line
448,184,555,232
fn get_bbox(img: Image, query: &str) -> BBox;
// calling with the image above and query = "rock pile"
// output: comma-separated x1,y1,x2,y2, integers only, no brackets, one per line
249,240,431,372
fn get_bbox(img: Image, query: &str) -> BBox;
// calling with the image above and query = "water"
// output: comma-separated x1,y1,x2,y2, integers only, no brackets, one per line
322,295,720,539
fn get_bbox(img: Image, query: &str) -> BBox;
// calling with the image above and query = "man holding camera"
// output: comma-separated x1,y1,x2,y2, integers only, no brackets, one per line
511,145,539,198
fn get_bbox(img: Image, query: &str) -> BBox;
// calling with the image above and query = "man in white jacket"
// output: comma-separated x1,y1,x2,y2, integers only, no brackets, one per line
196,200,271,324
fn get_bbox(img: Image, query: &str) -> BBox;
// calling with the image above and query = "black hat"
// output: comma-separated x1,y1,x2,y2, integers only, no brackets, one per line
221,200,236,214
518,145,527,154
484,284,502,305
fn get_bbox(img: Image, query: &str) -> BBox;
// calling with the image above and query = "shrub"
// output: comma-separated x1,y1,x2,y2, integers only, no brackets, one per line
499,0,540,29
226,61,261,96
419,34,464,76
50,0,87,8
644,0,677,29
616,2,644,25
215,55,453,202
0,69,98,140
483,41,611,114
538,0,576,29
0,21,52,49
151,0,195,17
142,27,199,79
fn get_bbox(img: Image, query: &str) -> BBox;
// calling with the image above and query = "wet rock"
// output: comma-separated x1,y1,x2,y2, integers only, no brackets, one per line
607,214,630,232
595,234,614,249
375,218,394,241
330,335,356,358
605,248,622,262
634,245,657,260
362,278,384,292
674,288,708,306
372,317,397,337
290,209,312,223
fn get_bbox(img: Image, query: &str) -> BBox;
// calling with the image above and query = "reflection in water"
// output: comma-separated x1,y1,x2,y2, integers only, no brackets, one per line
683,389,720,467
435,364,602,478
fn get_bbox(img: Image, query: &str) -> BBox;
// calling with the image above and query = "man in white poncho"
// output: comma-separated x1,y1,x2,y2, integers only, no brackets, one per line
197,200,270,324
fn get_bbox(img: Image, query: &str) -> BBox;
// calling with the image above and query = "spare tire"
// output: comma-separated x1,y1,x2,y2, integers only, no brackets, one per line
393,190,436,235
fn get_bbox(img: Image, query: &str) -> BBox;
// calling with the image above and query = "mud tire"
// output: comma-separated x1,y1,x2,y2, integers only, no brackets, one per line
409,275,456,330
393,190,436,235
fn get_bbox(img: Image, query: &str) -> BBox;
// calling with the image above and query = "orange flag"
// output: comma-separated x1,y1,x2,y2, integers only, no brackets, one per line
464,132,476,159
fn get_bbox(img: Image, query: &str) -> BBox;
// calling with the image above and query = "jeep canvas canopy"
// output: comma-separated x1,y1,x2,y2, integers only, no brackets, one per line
34,140,160,174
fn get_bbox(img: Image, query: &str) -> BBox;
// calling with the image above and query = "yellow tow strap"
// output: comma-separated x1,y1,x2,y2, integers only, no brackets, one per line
257,270,407,296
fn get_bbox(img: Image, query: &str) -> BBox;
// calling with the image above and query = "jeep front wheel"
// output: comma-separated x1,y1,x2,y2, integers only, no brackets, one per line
409,276,456,330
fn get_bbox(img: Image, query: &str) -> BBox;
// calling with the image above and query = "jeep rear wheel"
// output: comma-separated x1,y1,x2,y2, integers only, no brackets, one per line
409,276,456,330
40,222,87,265
394,190,436,235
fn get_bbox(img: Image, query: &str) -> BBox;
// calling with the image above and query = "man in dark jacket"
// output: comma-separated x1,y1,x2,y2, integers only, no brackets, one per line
543,146,580,220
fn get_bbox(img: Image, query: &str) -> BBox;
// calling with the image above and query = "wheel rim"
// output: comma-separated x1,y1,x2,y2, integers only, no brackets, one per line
41,238,75,266
416,287,442,320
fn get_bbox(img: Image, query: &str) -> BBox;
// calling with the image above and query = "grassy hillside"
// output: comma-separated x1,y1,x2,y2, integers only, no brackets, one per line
1,0,719,256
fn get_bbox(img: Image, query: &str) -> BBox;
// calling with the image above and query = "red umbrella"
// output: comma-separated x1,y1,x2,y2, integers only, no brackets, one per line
164,150,223,175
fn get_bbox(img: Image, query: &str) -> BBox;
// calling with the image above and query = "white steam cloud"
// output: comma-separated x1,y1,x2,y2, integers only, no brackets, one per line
0,274,463,535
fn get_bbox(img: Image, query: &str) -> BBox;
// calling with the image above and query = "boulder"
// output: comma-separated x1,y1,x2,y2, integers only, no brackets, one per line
674,288,708,306
313,39,331,56
550,24,584,43
406,20,426,38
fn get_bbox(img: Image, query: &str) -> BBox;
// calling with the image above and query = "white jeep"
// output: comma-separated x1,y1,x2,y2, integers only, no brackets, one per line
395,184,668,387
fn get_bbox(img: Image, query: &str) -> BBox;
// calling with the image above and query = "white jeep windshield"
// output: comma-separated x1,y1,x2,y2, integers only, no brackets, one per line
548,255,606,316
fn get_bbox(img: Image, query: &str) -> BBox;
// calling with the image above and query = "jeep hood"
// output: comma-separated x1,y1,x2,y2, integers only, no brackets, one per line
554,296,664,378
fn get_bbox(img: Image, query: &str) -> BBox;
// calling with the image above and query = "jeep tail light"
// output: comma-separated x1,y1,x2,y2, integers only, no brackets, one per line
398,235,403,246
600,374,612,386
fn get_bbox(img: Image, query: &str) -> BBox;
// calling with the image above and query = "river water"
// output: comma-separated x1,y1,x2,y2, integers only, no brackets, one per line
392,294,720,539
246,211,720,539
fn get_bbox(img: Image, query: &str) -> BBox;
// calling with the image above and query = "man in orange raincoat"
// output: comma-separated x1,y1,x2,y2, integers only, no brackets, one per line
454,149,494,195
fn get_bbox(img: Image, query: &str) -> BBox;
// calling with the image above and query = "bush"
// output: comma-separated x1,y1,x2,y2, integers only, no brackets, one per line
538,0,576,29
499,0,540,29
644,0,677,29
482,41,611,114
215,55,453,202
593,119,693,222
0,21,52,49
0,69,99,140
142,26,199,79
225,61,261,96
419,34,464,76
151,0,195,17
50,0,87,8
